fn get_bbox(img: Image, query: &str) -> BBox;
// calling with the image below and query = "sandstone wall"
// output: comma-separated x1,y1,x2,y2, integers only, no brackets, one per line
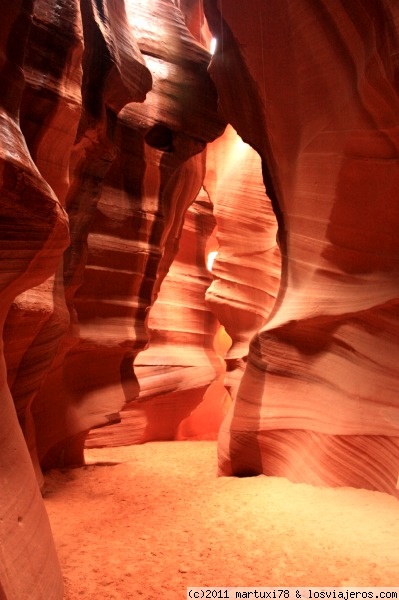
1,8,399,596
205,0,399,495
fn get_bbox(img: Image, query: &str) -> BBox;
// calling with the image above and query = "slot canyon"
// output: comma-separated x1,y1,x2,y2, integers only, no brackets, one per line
0,1,399,598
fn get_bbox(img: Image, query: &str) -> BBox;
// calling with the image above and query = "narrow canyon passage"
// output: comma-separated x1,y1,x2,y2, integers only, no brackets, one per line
1,1,399,598
44,442,399,600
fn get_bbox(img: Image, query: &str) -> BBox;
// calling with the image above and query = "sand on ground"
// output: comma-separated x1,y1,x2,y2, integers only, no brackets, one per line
42,441,399,600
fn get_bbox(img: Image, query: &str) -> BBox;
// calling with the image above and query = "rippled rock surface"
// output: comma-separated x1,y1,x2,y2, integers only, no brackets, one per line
205,0,399,495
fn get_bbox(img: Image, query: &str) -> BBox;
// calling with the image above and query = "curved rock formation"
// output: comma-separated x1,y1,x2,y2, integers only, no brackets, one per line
0,0,223,593
86,191,225,447
2,14,399,597
3,0,84,486
28,0,153,470
205,124,280,401
0,2,68,597
32,0,224,467
205,0,399,495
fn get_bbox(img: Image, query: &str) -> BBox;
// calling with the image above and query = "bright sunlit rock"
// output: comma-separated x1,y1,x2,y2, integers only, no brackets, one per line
207,250,218,272
210,37,217,55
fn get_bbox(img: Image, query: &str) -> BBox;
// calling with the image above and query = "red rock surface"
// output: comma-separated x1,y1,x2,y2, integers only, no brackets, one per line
2,0,223,472
2,6,399,595
3,0,84,488
0,2,68,597
29,0,154,470
205,0,399,495
86,192,226,447
205,125,281,400
0,2,222,596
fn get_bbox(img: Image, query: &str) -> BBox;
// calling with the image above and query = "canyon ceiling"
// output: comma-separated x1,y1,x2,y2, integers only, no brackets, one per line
1,0,399,598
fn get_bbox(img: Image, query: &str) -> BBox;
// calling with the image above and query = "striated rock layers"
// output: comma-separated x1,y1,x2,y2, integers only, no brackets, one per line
86,192,225,447
205,0,399,495
1,1,223,597
0,2,68,598
38,0,223,464
2,9,399,596
2,0,224,473
205,124,281,402
3,0,85,487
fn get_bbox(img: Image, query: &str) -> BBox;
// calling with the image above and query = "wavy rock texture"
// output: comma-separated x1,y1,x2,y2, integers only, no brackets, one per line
205,0,399,495
3,0,84,487
28,0,153,470
86,192,225,447
2,14,399,599
0,2,68,598
31,0,224,467
1,0,223,592
205,125,280,400
3,0,152,475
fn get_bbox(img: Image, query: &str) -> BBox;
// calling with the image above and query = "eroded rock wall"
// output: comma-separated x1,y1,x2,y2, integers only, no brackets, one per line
86,190,225,447
205,125,281,401
1,1,225,592
205,0,399,495
0,2,67,597
2,14,399,596
3,0,84,486
34,0,223,466
1,0,224,474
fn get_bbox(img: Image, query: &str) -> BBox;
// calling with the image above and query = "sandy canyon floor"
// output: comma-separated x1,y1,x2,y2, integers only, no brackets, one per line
43,441,399,600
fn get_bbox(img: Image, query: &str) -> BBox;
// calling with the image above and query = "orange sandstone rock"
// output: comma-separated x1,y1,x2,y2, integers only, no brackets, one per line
0,2,68,597
205,0,399,495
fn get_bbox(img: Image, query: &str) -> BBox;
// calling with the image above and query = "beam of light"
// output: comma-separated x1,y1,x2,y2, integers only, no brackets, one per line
207,250,218,272
210,37,217,55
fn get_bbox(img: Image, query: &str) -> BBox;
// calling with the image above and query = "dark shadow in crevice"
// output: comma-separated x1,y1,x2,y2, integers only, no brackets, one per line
145,123,174,152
